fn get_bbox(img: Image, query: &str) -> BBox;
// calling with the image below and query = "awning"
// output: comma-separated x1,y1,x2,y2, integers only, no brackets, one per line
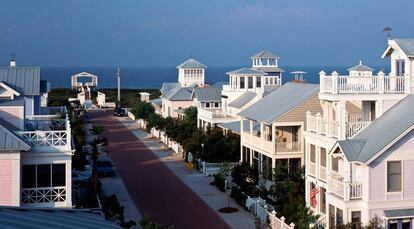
384,208,414,219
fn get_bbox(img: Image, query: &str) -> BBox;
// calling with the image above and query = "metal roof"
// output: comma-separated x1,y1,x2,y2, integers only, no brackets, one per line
251,50,279,59
228,92,257,109
347,61,374,72
0,207,120,229
252,67,285,73
0,96,26,106
218,120,249,134
150,98,162,106
337,95,414,164
166,87,193,101
0,118,30,151
226,68,267,76
160,82,181,96
211,81,227,89
384,208,414,219
238,82,319,124
394,39,414,57
263,85,280,96
193,87,221,102
0,67,40,95
177,58,206,69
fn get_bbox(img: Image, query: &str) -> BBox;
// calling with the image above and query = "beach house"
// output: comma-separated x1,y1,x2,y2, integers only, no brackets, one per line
304,38,414,228
198,50,283,133
0,60,73,208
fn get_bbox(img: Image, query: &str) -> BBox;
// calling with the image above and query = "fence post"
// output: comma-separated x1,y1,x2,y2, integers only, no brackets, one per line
281,216,285,228
290,222,295,228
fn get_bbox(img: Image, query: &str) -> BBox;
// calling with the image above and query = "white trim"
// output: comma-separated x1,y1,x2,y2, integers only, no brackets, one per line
0,82,21,96
385,160,403,200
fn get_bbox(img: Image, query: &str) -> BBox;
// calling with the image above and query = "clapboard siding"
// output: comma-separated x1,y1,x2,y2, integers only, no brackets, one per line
0,160,13,206
370,162,386,201
404,160,414,199
277,94,322,126
346,101,362,115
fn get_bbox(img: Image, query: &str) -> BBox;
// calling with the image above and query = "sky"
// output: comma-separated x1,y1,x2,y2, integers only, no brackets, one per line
1,0,414,67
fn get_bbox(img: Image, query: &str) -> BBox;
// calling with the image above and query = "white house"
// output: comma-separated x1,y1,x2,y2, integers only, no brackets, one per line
238,82,322,183
304,38,414,228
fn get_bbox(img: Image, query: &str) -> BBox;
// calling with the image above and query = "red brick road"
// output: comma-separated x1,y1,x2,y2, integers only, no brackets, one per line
90,111,229,229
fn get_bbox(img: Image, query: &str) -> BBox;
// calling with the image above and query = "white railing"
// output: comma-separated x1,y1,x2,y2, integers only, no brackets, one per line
200,161,240,176
328,175,362,200
21,186,66,204
246,196,295,229
320,72,408,95
306,112,371,139
19,109,71,150
346,121,370,138
197,108,228,119
275,141,301,153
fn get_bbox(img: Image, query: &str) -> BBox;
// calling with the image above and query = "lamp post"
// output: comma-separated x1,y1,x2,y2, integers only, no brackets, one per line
201,143,204,156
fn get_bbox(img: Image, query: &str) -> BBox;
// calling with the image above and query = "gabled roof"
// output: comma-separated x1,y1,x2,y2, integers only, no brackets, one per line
218,120,249,134
347,61,374,72
382,39,414,58
177,58,206,69
150,98,162,106
0,119,30,151
251,50,279,59
0,67,40,95
336,95,414,164
0,95,25,106
228,92,257,109
0,207,120,229
226,68,267,76
0,81,20,96
193,87,221,102
239,82,319,124
160,82,181,96
166,87,193,101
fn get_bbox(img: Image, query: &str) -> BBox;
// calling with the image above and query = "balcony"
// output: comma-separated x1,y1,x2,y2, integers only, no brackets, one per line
306,112,370,139
328,175,362,200
19,107,71,151
198,107,236,120
275,141,301,153
320,72,408,95
21,186,66,204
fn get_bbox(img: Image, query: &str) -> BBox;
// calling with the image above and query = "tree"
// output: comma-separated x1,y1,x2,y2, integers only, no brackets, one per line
131,101,154,120
147,113,165,130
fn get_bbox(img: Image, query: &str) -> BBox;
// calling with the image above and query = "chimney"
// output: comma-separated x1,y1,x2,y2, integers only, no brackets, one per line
10,53,16,67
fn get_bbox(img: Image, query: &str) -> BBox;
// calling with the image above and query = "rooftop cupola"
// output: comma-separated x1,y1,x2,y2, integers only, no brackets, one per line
347,60,374,76
251,50,279,68
177,58,206,87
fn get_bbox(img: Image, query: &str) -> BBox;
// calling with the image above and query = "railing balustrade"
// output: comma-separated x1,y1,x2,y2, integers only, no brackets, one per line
275,142,300,153
21,186,66,204
328,175,362,200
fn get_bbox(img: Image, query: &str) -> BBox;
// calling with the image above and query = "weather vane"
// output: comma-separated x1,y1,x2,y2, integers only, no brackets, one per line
383,27,392,40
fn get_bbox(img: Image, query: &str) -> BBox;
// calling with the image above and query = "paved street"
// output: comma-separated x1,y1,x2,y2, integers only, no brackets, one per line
90,110,229,229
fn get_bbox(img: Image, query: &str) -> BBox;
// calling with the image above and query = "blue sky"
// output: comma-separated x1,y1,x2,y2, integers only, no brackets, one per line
1,0,413,67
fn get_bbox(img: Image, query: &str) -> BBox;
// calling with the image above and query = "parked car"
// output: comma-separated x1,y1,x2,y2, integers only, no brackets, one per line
113,107,125,117
96,157,115,177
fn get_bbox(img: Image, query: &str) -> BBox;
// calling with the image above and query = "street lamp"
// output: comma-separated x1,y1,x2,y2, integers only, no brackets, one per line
201,143,205,156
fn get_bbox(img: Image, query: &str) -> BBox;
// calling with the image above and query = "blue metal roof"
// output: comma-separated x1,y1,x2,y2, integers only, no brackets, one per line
0,67,40,95
384,208,414,219
193,87,221,102
337,95,414,164
394,39,414,57
0,119,30,151
0,207,120,229
228,92,256,109
160,82,181,96
226,68,267,76
251,50,279,59
218,120,249,134
166,87,193,101
239,82,319,124
177,58,206,69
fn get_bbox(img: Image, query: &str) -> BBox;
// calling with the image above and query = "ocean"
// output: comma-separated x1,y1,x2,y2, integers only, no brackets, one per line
41,66,389,89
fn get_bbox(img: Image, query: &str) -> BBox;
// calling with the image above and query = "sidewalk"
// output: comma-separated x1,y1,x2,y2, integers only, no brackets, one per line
119,117,256,229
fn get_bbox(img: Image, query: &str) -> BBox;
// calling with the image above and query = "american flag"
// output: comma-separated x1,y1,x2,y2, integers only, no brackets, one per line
310,186,319,207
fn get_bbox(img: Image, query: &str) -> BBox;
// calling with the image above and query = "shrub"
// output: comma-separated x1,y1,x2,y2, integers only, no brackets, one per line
230,186,247,208
211,174,226,192
139,214,174,229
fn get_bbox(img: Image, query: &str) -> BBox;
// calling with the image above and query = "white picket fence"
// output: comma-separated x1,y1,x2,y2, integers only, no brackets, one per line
200,161,241,176
246,196,295,229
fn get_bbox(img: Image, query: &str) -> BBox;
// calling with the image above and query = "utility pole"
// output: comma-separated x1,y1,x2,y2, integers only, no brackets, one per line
117,67,121,104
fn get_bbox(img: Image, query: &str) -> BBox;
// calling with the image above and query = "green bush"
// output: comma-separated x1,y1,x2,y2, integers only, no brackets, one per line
211,174,226,192
230,186,247,208
139,214,174,229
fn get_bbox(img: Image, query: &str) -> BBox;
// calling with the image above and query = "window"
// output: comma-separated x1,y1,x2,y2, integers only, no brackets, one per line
22,165,36,188
206,103,210,108
396,59,405,76
52,164,66,186
256,77,261,88
37,164,51,187
351,211,361,228
214,102,219,107
320,187,326,214
336,208,343,226
329,204,335,228
242,146,251,163
320,148,326,167
387,161,402,192
240,77,245,89
310,144,316,163
332,157,339,172
248,77,253,89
